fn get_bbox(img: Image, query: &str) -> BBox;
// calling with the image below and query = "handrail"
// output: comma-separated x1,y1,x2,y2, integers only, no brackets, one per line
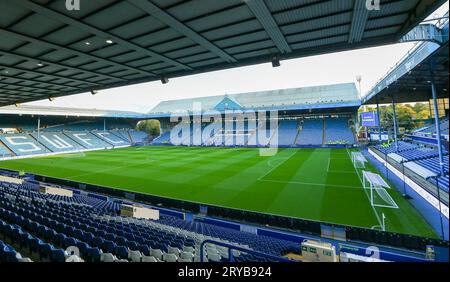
199,239,294,262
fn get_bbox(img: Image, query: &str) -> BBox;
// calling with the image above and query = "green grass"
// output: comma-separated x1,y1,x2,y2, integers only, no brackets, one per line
0,146,437,238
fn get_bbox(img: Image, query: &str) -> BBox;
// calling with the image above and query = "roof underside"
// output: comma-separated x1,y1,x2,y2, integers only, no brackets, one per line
363,41,449,105
0,0,445,106
149,82,360,115
0,104,147,118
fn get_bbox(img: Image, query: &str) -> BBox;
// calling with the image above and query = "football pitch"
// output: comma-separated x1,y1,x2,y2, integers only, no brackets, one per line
0,146,437,238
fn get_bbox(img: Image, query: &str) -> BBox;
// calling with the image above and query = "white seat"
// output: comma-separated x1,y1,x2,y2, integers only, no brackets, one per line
116,259,129,262
142,256,158,262
206,249,219,257
178,258,193,262
219,249,229,259
128,250,142,262
180,251,194,261
100,253,116,262
163,253,178,262
66,255,84,262
150,249,163,260
168,246,181,256
208,253,221,262
194,256,206,262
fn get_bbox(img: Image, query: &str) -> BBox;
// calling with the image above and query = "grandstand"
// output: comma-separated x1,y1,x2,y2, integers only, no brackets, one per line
150,83,359,147
0,0,449,265
0,105,149,160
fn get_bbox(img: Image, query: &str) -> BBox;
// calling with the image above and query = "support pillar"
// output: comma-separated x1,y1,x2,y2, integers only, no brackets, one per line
376,97,382,144
391,95,399,151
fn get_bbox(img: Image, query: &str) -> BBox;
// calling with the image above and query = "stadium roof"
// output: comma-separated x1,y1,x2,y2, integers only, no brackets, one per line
0,0,446,106
0,104,147,118
363,19,449,104
148,82,360,116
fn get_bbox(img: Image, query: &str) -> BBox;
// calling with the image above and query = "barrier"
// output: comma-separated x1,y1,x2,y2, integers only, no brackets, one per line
199,239,293,262
1,167,447,254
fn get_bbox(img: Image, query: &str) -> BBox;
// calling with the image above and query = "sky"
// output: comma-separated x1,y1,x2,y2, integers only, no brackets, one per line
25,3,448,114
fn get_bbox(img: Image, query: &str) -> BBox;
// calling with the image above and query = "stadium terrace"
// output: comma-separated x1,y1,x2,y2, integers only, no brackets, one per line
0,0,448,266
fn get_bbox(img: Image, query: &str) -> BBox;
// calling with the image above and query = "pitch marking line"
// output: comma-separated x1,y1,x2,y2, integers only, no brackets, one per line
267,157,290,168
258,150,298,181
345,148,383,230
69,159,155,179
327,158,357,173
258,179,362,189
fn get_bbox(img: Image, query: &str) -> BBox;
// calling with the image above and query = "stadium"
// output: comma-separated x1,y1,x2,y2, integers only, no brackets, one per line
0,0,448,265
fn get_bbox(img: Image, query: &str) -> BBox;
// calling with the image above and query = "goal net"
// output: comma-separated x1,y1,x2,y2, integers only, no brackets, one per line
351,152,367,169
362,171,398,209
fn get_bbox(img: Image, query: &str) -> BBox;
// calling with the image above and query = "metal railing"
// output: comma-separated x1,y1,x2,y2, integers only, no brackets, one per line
199,239,294,262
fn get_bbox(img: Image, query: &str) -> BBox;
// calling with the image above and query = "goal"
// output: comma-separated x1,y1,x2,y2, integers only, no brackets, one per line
351,152,367,169
362,170,398,209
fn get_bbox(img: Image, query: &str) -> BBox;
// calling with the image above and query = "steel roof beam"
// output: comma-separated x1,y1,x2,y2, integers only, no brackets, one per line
348,0,370,43
244,0,292,54
0,28,153,79
0,81,63,93
128,0,237,63
0,50,126,83
400,23,447,45
0,63,98,88
13,0,192,71
0,89,53,97
398,0,447,38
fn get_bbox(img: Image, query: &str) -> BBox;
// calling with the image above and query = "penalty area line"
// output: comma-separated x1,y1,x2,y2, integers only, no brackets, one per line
257,150,298,181
258,178,362,189
345,148,384,230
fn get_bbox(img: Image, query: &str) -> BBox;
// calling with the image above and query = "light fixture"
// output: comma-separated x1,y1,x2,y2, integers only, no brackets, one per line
271,54,280,68
4,70,8,74
413,87,416,91
161,76,169,84
37,61,44,67
90,89,98,95
48,97,55,102
84,41,91,45
14,103,20,107
105,39,113,44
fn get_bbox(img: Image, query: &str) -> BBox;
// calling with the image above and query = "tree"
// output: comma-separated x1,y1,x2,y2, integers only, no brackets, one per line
359,102,431,131
136,119,160,137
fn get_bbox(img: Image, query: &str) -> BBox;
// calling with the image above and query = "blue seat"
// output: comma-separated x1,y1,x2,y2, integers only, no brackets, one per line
75,241,89,257
54,233,67,248
51,248,66,262
1,244,19,262
102,240,116,253
86,246,101,262
115,245,129,259
139,244,151,256
39,243,53,260
63,237,77,249
116,236,127,246
92,237,104,248
127,241,138,251
105,233,116,241
83,232,95,245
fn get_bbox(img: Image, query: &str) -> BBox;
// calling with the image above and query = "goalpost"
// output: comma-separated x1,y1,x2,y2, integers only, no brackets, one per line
351,152,367,169
362,171,398,209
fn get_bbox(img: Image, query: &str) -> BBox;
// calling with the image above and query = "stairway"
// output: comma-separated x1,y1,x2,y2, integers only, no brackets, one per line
322,119,326,145
0,140,16,157
293,122,302,145
127,130,134,143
